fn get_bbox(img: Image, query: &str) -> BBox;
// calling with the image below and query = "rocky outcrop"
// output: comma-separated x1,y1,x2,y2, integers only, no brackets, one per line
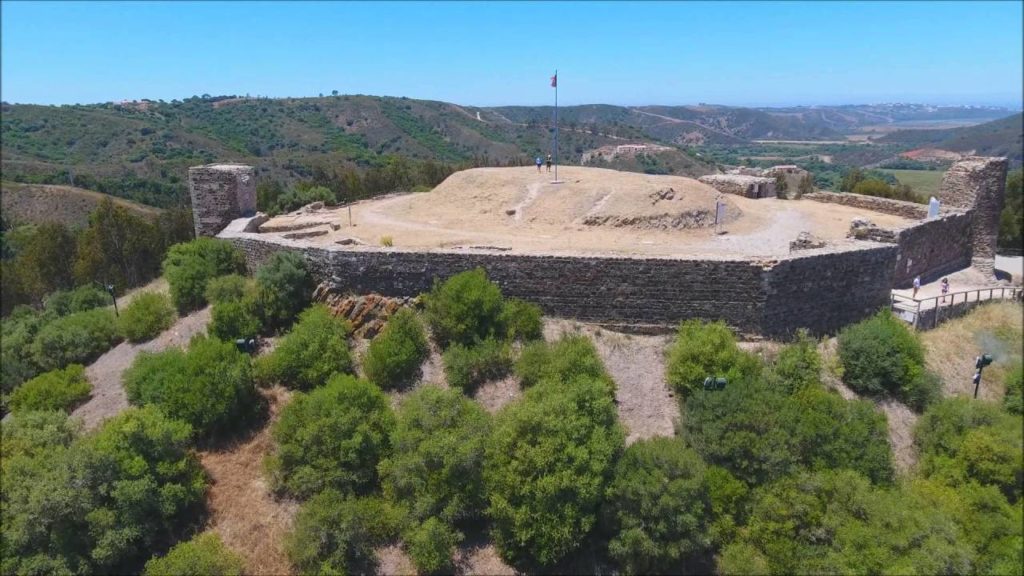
312,285,417,339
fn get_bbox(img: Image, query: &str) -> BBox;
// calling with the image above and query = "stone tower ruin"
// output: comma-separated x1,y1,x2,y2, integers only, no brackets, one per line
937,157,1008,274
188,164,256,237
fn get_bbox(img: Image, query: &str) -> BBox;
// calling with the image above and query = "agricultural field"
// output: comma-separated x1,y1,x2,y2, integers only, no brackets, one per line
879,169,946,199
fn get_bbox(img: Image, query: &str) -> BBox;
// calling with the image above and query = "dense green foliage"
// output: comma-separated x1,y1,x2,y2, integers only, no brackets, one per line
768,329,822,394
9,364,91,413
406,517,461,574
270,374,394,498
604,438,716,574
1005,361,1023,414
498,298,544,342
666,319,761,397
442,337,512,393
362,308,429,389
203,273,252,305
0,407,206,574
424,269,505,348
43,285,110,316
143,532,244,576
485,373,624,567
1001,169,1023,252
1,307,55,399
838,309,940,410
208,296,262,341
123,335,259,439
30,307,123,370
286,491,401,575
255,305,352,390
119,291,176,342
515,334,613,392
162,238,247,312
253,251,313,332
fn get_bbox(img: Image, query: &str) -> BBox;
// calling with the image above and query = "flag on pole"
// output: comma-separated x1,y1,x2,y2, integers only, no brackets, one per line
550,73,557,88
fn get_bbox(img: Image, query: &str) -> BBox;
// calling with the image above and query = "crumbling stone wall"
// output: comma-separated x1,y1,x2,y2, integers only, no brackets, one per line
937,157,1007,272
803,191,929,219
188,164,256,237
891,212,973,287
698,175,776,199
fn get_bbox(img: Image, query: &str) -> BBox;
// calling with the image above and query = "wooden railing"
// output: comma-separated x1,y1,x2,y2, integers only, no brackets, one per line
891,286,1022,330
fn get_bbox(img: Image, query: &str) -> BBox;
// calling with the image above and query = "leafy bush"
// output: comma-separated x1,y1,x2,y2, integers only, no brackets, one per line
123,335,259,439
666,319,760,398
838,309,937,410
269,374,394,498
442,338,512,393
0,409,79,461
1003,361,1022,415
208,296,262,341
604,438,713,574
162,238,246,312
406,518,460,574
30,308,123,370
203,274,251,305
9,364,91,413
43,285,110,316
143,533,244,576
255,305,352,390
254,251,313,332
286,492,401,575
362,308,429,389
769,329,822,393
484,376,624,567
119,292,176,343
499,298,543,342
515,334,611,391
381,386,490,524
424,269,504,348
1,406,206,574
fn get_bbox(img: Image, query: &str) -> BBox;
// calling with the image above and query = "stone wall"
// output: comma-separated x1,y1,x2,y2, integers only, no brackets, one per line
803,191,930,219
699,175,776,199
891,212,973,287
188,164,256,237
938,157,1007,272
222,223,897,338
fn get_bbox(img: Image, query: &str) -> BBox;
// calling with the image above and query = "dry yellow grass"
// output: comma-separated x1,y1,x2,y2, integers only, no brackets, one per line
921,301,1023,401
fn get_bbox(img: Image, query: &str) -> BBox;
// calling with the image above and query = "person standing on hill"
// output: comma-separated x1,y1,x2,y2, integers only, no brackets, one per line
912,275,921,298
536,156,543,172
546,154,552,173
941,277,949,303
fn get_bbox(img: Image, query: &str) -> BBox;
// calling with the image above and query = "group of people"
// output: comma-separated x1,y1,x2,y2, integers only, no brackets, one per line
535,154,552,173
912,275,951,303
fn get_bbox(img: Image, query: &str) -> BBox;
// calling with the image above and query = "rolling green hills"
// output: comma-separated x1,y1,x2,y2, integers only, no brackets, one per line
0,181,162,228
878,113,1023,167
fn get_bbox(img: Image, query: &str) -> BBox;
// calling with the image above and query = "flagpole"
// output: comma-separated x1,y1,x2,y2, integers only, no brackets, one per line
554,69,558,183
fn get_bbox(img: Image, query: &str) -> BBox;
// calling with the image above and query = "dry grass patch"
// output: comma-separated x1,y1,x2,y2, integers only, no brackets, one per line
921,301,1023,401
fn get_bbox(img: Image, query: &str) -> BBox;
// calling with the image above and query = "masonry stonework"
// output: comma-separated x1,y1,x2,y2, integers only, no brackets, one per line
188,164,257,237
938,157,1007,272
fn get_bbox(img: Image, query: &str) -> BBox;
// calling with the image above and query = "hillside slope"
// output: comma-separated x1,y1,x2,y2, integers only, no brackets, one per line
1,181,162,227
878,113,1023,166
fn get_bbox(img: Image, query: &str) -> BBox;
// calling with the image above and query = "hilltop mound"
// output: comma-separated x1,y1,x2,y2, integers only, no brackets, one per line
393,166,736,231
1,182,161,227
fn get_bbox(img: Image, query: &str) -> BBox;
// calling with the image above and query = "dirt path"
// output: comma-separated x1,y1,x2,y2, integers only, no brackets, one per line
71,307,211,431
201,386,298,576
544,319,676,444
512,182,542,223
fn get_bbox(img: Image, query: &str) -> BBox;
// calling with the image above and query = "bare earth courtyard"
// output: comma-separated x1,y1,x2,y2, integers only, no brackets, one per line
258,166,911,258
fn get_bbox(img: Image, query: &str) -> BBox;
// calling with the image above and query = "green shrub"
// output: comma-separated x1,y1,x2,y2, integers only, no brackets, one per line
362,308,429,389
254,251,313,332
0,409,79,460
204,274,252,305
604,438,713,574
515,334,611,391
119,292,176,343
123,335,259,439
406,518,460,574
442,338,512,393
143,533,244,576
162,238,246,312
269,374,394,498
208,296,262,341
2,309,54,397
838,309,936,410
9,365,91,413
500,298,543,342
30,308,123,371
255,305,352,390
769,329,822,394
484,376,624,567
286,492,401,575
424,269,504,348
43,285,110,316
666,319,761,398
1003,361,1022,415
380,386,491,524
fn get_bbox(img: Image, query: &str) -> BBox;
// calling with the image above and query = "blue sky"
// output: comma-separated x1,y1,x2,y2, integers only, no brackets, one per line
2,1,1022,107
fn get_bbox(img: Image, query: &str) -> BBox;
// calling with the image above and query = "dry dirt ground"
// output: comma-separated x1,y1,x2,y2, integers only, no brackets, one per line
258,166,910,258
71,305,211,431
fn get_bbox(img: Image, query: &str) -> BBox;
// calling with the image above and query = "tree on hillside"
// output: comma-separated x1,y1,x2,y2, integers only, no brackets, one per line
13,222,77,302
999,169,1022,252
74,199,164,291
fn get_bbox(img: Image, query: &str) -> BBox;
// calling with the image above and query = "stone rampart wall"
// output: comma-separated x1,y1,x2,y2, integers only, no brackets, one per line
222,225,896,337
188,164,256,237
892,212,974,287
803,191,930,219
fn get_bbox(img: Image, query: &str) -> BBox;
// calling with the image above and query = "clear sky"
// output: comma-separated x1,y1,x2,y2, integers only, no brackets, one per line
2,0,1022,108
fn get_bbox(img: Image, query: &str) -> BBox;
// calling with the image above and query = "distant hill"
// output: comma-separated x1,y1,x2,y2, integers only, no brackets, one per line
760,104,1016,132
878,113,1023,167
0,182,161,228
